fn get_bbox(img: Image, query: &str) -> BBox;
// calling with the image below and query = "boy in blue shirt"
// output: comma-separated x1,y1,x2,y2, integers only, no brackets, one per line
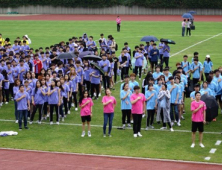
191,58,203,89
150,43,159,73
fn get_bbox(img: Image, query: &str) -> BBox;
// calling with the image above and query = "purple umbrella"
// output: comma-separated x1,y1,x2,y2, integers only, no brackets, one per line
79,51,93,58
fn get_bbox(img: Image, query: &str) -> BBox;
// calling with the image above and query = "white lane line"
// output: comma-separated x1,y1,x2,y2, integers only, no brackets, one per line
1,148,222,166
209,148,217,154
0,119,221,135
204,157,211,161
215,140,222,146
171,32,222,57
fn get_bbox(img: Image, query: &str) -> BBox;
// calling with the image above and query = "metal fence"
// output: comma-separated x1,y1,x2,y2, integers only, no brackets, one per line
0,6,222,15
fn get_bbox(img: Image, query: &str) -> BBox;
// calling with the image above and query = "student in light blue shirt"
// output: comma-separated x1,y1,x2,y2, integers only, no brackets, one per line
203,55,213,79
145,84,157,129
153,65,163,84
190,84,200,101
154,78,163,96
200,81,214,97
167,76,180,126
162,42,170,67
120,83,132,128
191,58,203,89
134,48,144,79
181,55,191,77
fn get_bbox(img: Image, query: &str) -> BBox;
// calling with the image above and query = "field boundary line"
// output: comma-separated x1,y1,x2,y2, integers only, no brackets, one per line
171,32,222,57
0,119,221,135
0,148,222,166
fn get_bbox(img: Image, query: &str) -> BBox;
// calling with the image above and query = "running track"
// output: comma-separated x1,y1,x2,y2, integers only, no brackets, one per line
1,14,222,169
0,149,222,170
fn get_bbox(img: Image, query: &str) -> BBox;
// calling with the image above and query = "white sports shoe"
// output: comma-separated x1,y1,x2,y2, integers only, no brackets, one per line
142,114,145,118
38,121,41,124
170,128,174,132
29,121,33,125
190,143,195,148
199,143,205,148
171,122,174,126
149,125,154,129
50,121,53,125
138,132,142,137
127,123,131,127
71,103,74,107
160,127,167,130
75,108,78,111
130,120,134,124
15,120,18,123
88,131,91,137
62,118,64,122
99,93,101,97
145,127,149,131
56,122,59,125
177,122,181,127
5,102,8,104
68,110,70,114
133,134,137,138
81,131,85,137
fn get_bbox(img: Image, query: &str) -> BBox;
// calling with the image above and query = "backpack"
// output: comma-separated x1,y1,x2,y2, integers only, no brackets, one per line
115,43,118,51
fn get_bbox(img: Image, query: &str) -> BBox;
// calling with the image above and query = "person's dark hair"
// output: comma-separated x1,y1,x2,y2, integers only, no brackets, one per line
50,79,56,90
34,80,42,94
79,90,90,104
195,92,201,96
206,57,211,63
148,77,155,81
1,70,8,81
148,83,153,90
194,84,200,88
56,80,64,92
19,85,24,89
105,88,111,95
214,69,219,73
194,52,199,56
183,55,188,58
134,85,140,90
184,19,186,21
169,76,174,80
75,60,81,64
163,84,167,89
122,83,128,90
193,58,198,62
206,76,212,83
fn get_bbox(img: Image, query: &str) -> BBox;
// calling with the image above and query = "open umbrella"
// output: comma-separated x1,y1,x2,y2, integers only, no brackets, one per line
79,51,93,58
90,62,105,75
160,38,176,45
57,53,77,59
141,35,159,42
201,94,218,122
182,13,194,19
188,11,196,15
83,55,102,61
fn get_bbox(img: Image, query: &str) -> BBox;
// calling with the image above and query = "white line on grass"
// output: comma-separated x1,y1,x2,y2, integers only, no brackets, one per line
215,140,222,145
170,32,222,57
0,119,221,135
209,148,217,154
0,148,222,166
204,157,211,161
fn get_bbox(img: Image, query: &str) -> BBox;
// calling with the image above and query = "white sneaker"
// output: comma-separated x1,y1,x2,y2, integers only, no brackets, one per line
174,120,177,123
81,131,85,137
29,121,33,124
56,122,59,125
38,121,41,124
99,93,101,97
149,125,154,129
191,143,195,148
171,122,174,126
170,128,174,132
75,108,78,111
108,134,112,137
50,121,53,125
5,102,8,104
103,134,106,137
15,120,18,123
133,134,137,138
160,127,167,130
94,93,96,96
142,114,145,118
68,110,70,114
122,124,126,129
145,127,149,131
177,122,181,127
199,143,205,148
127,123,131,127
62,118,64,122
71,103,74,107
88,131,91,137
138,132,142,137
130,120,134,124
139,78,141,80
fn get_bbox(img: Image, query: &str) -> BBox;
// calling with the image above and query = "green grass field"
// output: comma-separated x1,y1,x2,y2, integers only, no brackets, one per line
0,20,222,163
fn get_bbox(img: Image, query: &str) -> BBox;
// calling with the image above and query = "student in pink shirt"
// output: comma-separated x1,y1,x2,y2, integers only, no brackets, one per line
116,16,121,32
102,88,116,137
130,86,146,138
190,92,206,148
79,90,94,137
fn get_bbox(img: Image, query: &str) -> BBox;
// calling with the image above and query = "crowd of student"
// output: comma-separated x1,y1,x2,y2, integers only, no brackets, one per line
0,32,220,147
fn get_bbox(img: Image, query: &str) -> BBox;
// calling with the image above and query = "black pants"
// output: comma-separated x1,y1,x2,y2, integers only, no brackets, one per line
59,103,64,117
31,104,43,121
102,75,110,89
132,114,142,134
78,83,83,97
72,92,78,108
91,83,100,98
50,104,59,122
163,57,169,67
117,24,120,32
160,54,163,64
114,68,117,83
84,80,91,92
9,83,14,98
204,73,209,80
121,67,128,81
193,78,199,89
43,102,48,116
63,97,68,115
186,28,191,36
135,66,142,78
3,89,9,102
147,109,155,126
160,108,171,128
122,110,131,124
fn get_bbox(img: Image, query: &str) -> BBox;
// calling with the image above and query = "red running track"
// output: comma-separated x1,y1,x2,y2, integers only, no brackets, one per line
0,14,221,22
0,149,222,170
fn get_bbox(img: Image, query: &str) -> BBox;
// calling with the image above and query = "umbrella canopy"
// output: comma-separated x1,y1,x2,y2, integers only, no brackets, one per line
83,55,102,61
160,38,176,45
182,13,194,19
141,35,159,42
90,62,105,75
201,94,218,122
79,51,93,58
188,11,196,15
57,53,77,60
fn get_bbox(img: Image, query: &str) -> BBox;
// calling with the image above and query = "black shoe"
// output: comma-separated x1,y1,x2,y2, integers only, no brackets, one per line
25,127,29,129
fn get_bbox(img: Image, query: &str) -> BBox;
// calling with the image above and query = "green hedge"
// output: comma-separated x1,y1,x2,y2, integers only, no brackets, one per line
0,0,222,9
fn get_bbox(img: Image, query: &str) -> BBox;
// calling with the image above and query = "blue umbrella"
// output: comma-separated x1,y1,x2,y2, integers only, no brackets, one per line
188,11,196,15
141,35,159,42
182,13,193,19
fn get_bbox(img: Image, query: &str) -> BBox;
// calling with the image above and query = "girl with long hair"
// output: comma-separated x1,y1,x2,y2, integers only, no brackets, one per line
69,67,78,111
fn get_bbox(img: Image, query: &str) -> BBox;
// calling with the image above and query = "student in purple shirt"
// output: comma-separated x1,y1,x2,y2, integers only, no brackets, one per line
75,60,84,97
57,80,65,121
14,84,30,130
163,42,170,68
12,40,20,53
20,40,30,56
60,77,70,117
0,72,3,107
40,78,49,120
86,36,97,51
48,79,60,125
18,60,28,82
13,79,20,123
30,80,46,124
99,54,110,89
90,64,101,100
83,61,91,93
134,48,144,80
